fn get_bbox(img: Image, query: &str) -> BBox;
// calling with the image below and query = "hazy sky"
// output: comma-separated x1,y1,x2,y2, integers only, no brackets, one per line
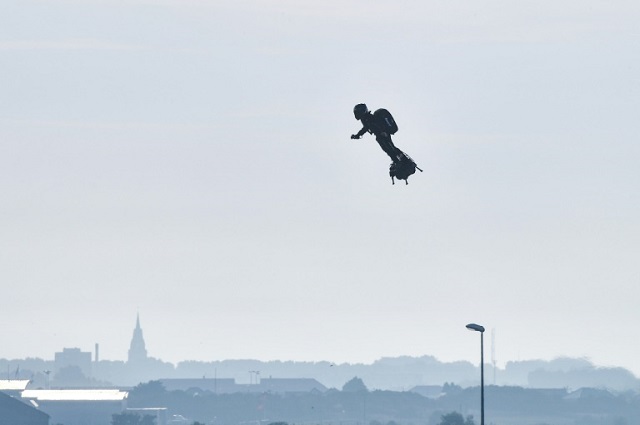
2,0,639,376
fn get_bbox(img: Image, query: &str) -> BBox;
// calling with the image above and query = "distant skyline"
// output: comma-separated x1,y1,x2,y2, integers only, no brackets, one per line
3,314,637,379
1,1,639,377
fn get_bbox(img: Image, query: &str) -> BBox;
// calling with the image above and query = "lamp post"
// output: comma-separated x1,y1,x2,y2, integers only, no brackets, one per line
466,323,485,425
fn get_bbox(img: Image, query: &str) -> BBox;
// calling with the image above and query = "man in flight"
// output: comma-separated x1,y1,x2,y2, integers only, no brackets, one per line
350,103,402,163
350,103,421,184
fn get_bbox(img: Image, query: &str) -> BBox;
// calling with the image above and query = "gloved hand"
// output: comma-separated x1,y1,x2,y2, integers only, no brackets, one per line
351,134,360,139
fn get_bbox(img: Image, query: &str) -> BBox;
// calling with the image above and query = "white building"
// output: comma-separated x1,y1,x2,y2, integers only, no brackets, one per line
21,389,128,425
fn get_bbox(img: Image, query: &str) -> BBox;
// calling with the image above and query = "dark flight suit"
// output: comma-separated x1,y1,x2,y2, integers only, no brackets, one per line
352,113,402,162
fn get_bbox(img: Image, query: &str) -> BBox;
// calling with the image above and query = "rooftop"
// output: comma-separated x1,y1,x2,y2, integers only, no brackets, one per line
21,389,128,401
0,379,30,391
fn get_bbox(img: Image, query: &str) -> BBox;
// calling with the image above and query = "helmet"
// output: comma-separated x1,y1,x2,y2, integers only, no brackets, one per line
353,103,369,120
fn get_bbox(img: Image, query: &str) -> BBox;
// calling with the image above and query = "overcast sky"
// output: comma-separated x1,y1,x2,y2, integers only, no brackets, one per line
1,0,639,376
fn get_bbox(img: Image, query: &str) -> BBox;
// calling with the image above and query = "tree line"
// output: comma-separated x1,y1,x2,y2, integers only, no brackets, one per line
121,379,640,425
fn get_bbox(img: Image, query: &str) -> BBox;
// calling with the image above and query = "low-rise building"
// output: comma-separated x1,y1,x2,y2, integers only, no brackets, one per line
21,389,127,425
159,377,327,394
126,407,168,425
0,379,31,397
55,348,92,377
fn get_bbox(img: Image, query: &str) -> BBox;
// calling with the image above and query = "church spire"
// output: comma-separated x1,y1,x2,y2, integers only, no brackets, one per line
128,313,148,363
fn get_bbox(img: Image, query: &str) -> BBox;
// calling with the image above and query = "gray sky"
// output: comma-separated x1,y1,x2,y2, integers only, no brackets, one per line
1,0,639,375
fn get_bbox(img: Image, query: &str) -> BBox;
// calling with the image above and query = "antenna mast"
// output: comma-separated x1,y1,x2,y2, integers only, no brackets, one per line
491,328,497,385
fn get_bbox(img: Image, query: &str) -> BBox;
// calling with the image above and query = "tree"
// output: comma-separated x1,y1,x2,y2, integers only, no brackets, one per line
53,366,89,387
133,380,167,398
442,382,462,395
438,412,475,425
342,377,368,392
128,380,168,407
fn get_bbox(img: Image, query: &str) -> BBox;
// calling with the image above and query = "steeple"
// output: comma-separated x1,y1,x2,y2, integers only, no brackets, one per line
128,313,148,363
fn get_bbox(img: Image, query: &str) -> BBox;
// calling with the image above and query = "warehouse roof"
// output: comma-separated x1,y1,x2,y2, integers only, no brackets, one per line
21,389,128,401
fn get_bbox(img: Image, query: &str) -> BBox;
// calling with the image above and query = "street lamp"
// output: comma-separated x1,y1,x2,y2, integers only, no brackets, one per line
466,323,485,425
249,370,260,385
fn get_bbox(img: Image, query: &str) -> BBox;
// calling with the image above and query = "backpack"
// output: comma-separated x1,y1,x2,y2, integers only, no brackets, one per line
373,108,398,135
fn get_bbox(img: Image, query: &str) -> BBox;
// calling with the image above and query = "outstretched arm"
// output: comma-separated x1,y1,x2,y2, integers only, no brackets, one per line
351,126,368,139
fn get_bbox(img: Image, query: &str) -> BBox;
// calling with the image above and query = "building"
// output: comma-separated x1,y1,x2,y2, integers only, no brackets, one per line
159,377,327,394
0,391,49,425
21,389,128,425
260,378,328,394
128,314,148,364
409,385,444,399
159,378,236,393
55,347,92,377
0,380,30,397
126,407,168,425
